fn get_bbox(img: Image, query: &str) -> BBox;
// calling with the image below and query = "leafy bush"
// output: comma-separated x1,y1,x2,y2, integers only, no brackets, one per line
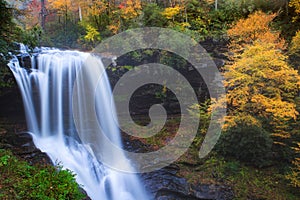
216,116,273,167
0,149,86,200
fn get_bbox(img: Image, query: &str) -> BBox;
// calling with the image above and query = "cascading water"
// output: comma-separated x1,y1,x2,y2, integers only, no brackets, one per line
8,48,149,200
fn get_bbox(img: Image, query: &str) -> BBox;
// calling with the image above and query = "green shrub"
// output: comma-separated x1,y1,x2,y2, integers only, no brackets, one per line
142,3,168,27
216,117,273,167
218,0,284,22
0,149,86,200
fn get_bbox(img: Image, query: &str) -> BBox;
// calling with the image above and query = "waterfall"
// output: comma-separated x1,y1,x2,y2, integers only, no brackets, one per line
8,48,149,200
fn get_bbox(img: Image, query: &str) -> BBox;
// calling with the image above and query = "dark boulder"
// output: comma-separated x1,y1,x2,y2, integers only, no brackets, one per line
141,165,234,200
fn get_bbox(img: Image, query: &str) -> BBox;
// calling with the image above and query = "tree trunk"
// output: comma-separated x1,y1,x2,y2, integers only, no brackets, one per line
40,0,46,29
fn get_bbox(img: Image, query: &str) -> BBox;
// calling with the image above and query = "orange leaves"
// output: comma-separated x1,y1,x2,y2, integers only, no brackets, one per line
108,22,121,35
48,0,108,20
227,11,285,52
228,11,275,40
119,0,142,20
48,0,75,13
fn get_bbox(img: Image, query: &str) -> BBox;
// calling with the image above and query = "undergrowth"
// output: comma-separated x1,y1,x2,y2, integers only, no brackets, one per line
0,149,86,200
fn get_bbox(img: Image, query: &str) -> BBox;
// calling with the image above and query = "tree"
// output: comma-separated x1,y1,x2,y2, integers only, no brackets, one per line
26,0,42,28
227,11,285,53
108,0,142,33
224,42,300,146
0,0,22,89
40,0,47,29
82,24,101,48
76,0,108,31
142,3,167,27
46,0,83,47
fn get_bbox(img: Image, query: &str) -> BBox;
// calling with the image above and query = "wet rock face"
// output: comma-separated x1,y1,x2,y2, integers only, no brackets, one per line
10,43,32,69
17,53,31,69
0,127,51,165
141,166,234,200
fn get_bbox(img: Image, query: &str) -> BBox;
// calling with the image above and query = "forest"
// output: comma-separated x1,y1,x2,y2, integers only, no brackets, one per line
1,0,300,199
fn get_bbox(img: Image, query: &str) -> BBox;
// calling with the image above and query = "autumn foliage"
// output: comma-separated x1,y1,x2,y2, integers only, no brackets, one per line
290,30,300,56
289,0,300,22
227,11,285,52
224,10,300,169
47,0,76,15
225,41,300,143
119,0,142,20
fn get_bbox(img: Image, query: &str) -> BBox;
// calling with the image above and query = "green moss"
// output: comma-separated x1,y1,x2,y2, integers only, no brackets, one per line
0,149,86,200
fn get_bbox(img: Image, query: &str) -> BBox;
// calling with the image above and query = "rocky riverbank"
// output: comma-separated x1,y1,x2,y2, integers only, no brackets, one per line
0,115,233,200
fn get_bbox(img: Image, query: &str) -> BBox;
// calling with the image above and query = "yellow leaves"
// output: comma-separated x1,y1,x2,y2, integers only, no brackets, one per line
162,6,182,20
290,0,300,13
223,114,261,131
228,11,285,52
84,25,101,43
225,39,300,142
225,42,300,98
226,85,250,108
251,94,298,120
289,0,300,21
294,143,300,152
180,22,191,28
290,30,300,55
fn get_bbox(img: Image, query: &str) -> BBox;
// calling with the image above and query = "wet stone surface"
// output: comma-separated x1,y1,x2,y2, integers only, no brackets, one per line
141,166,234,200
0,124,51,165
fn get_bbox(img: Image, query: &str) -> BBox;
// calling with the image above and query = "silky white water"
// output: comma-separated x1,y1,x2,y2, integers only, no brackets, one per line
8,48,149,200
